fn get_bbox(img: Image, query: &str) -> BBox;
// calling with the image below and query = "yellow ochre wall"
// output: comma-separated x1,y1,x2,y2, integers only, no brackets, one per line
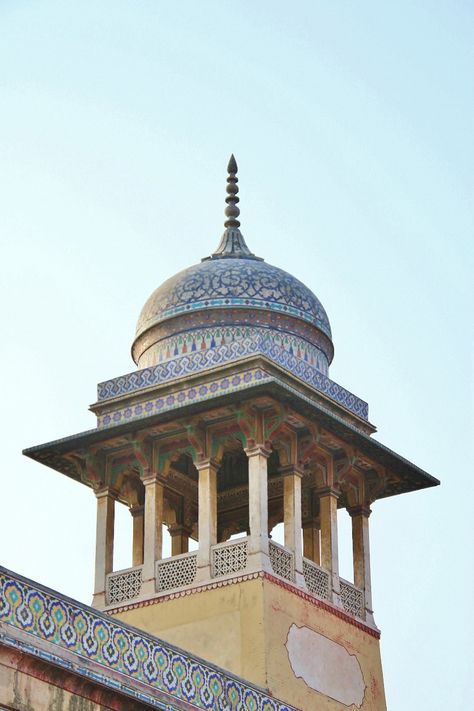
112,575,387,711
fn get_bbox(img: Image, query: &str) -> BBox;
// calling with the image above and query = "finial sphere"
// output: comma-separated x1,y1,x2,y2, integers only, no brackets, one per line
227,154,238,174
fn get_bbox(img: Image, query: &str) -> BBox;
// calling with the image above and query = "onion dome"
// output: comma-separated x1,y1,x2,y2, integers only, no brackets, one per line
132,156,333,377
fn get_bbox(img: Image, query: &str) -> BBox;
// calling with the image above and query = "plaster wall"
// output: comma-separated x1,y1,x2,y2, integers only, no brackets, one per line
111,575,387,711
113,577,267,687
0,646,150,711
263,579,386,710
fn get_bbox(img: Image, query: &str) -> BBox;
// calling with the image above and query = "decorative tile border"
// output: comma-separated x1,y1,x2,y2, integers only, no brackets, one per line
97,368,270,429
97,343,368,424
134,308,334,365
0,567,295,711
106,571,380,640
136,258,332,337
135,326,330,376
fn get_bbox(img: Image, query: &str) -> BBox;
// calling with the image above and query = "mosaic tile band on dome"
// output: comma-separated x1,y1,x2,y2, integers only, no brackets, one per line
132,155,334,376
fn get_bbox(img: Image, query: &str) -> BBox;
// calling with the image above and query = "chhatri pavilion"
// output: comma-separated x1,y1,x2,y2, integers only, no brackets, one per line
1,156,438,711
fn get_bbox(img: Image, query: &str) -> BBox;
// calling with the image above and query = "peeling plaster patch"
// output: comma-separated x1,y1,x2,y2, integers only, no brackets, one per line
285,624,366,707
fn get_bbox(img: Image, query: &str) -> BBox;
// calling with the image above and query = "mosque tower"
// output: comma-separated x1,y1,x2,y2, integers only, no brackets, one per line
20,156,439,710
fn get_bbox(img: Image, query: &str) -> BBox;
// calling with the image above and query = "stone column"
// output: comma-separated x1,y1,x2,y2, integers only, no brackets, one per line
318,486,342,606
245,445,271,573
92,488,116,608
130,505,144,567
142,474,164,595
169,525,190,556
196,458,218,582
282,466,305,585
349,505,374,624
303,519,321,565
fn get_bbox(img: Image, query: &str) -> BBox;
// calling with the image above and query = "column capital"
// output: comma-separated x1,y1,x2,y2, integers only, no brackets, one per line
194,457,220,473
94,486,118,501
168,524,193,537
347,504,372,518
245,444,271,459
130,504,145,518
316,486,340,500
279,464,304,478
142,472,165,487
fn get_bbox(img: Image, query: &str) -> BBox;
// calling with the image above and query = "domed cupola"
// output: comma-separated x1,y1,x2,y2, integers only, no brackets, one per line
132,156,333,378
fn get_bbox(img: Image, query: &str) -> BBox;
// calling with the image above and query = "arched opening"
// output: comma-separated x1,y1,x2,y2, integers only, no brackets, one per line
337,507,354,583
114,470,145,572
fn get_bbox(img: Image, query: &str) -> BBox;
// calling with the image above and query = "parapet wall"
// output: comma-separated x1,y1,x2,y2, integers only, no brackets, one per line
0,567,295,711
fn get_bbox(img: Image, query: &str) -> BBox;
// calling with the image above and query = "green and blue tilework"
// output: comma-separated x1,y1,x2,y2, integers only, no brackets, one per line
0,567,295,711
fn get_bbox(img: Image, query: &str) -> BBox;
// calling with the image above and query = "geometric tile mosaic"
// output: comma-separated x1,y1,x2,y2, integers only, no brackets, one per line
136,257,332,339
96,360,368,431
97,341,368,423
0,567,296,711
136,326,330,375
97,367,270,429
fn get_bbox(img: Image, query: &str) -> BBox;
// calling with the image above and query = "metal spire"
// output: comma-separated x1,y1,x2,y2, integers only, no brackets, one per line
203,155,262,261
224,154,240,229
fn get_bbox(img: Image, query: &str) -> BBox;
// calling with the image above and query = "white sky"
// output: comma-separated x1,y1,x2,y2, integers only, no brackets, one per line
0,2,472,708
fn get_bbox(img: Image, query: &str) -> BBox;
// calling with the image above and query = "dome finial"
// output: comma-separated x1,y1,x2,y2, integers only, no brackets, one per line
224,154,240,229
202,156,263,261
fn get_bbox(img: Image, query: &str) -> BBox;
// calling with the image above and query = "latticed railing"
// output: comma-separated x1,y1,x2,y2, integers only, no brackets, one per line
211,537,249,577
303,558,330,600
156,552,197,592
269,540,295,582
106,566,143,605
340,578,364,618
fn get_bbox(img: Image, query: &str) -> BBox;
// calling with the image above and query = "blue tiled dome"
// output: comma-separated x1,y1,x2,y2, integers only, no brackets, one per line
132,242,334,378
132,157,333,377
135,257,332,340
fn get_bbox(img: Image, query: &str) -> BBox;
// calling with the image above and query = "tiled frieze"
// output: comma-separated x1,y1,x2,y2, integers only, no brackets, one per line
133,308,334,364
0,568,295,711
96,344,368,425
96,368,271,428
137,326,330,375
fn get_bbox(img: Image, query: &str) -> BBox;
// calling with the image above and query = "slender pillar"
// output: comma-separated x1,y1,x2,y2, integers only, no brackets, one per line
303,519,321,565
318,486,342,606
130,505,144,567
349,505,374,624
169,525,190,556
245,445,271,573
282,466,305,585
92,488,116,608
195,458,218,581
142,474,164,594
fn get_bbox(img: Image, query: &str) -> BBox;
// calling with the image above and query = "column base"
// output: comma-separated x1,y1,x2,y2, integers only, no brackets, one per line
141,578,157,596
247,550,273,575
330,573,344,608
364,607,377,628
91,591,106,609
195,564,212,583
294,569,307,589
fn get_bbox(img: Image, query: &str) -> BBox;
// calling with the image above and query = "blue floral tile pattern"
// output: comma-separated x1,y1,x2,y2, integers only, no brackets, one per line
96,343,368,423
0,568,295,711
136,326,330,376
97,368,270,428
135,258,332,339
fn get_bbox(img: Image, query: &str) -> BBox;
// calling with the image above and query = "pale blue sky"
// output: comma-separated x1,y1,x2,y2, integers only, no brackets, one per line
1,2,472,709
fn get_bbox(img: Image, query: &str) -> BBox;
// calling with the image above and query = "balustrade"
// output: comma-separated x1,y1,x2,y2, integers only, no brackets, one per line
269,540,295,582
302,557,330,600
211,537,249,577
156,552,197,592
104,546,365,624
340,577,364,618
106,566,143,605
